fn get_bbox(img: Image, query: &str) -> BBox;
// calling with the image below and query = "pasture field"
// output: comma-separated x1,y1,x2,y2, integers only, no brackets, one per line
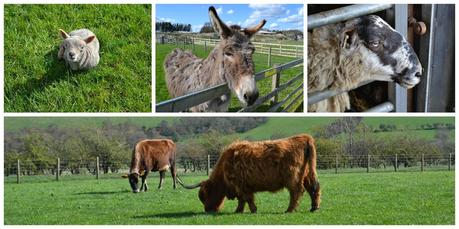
155,43,303,112
4,171,454,225
4,5,152,112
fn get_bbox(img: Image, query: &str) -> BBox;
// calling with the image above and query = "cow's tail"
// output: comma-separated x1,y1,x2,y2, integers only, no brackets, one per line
303,137,321,212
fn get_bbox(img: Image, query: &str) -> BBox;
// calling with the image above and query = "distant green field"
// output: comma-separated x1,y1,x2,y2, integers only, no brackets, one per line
155,43,303,112
4,171,454,225
4,4,152,112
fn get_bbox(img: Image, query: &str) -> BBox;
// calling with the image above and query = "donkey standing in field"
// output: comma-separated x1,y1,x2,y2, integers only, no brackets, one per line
164,6,266,112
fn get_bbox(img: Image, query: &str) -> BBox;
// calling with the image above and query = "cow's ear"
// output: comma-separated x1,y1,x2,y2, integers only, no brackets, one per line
139,171,145,176
121,174,128,179
340,27,359,51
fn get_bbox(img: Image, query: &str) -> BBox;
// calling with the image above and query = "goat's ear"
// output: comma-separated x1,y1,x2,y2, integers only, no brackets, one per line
209,6,232,39
59,29,69,39
340,26,359,50
84,36,96,44
243,19,266,38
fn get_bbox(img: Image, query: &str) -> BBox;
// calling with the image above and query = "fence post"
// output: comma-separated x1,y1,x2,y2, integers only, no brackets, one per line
421,154,424,172
192,37,195,51
183,36,186,49
268,47,272,67
395,154,397,172
295,46,298,57
17,160,20,184
56,158,60,181
96,156,100,180
335,154,338,174
270,64,280,105
204,40,207,53
367,154,370,173
448,153,451,171
207,155,210,176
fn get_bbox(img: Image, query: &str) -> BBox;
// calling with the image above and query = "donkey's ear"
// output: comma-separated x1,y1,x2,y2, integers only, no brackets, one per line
209,6,232,39
59,29,69,39
243,19,266,38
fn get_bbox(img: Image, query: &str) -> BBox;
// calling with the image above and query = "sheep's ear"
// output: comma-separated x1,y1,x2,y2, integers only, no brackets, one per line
243,19,266,38
84,36,96,44
209,6,232,39
59,29,69,39
340,27,359,50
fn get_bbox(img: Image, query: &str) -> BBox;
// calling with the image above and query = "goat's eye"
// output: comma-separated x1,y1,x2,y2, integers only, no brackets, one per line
368,40,380,48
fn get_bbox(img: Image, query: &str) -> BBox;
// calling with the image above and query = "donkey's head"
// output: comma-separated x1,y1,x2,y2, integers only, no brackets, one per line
209,6,265,106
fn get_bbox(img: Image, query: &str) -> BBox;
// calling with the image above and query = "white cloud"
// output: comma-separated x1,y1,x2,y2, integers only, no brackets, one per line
286,9,290,15
227,9,234,14
269,23,279,29
277,6,303,24
242,4,288,27
156,17,176,23
216,7,223,15
193,24,204,32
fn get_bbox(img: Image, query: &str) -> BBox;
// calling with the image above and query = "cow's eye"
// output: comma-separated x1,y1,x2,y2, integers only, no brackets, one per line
368,40,380,48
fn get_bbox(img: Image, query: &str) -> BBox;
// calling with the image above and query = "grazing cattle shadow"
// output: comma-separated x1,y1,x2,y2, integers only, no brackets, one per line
74,190,129,195
133,211,230,219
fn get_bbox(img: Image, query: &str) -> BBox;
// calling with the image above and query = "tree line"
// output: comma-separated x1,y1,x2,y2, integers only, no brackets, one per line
156,22,192,32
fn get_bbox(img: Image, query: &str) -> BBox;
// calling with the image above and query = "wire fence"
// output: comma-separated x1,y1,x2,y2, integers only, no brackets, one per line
4,153,455,184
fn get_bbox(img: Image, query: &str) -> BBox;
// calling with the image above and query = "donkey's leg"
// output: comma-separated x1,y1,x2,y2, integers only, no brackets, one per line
158,170,165,189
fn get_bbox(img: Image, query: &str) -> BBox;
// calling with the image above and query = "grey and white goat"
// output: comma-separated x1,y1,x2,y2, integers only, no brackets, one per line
58,29,100,70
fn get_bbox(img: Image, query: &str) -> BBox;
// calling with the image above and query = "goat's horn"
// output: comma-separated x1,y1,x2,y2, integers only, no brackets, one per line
244,19,267,37
176,175,201,189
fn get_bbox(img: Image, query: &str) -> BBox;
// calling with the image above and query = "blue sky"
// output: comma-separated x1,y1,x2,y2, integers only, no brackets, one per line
156,4,303,32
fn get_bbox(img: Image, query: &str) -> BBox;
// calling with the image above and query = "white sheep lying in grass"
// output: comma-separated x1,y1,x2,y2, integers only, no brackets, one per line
58,29,100,71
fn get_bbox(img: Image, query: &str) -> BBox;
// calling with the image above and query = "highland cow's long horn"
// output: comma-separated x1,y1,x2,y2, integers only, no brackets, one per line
176,175,201,189
243,19,267,37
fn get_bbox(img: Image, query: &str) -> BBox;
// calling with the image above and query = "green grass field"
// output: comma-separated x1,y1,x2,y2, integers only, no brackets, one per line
155,43,303,112
4,4,152,112
4,171,454,225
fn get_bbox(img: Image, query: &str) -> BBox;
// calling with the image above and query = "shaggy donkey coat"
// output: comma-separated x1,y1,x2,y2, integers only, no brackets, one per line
179,134,321,213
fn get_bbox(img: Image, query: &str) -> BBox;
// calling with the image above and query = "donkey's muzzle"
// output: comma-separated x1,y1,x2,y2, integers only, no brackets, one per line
244,90,259,106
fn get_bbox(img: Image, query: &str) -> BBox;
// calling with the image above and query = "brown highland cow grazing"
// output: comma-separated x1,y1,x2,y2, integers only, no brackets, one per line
122,139,177,193
179,134,321,213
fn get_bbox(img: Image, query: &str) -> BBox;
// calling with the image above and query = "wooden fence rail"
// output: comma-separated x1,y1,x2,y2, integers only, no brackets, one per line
156,58,303,112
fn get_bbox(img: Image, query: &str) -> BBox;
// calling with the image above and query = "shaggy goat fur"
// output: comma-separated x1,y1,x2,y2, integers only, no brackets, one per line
190,134,321,213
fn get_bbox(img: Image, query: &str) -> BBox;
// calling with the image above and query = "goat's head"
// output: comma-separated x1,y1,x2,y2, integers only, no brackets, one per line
339,15,422,89
209,6,265,106
59,29,96,63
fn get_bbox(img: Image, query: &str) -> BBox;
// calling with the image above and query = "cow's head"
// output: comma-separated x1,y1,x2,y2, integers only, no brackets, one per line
339,15,422,88
178,178,225,212
121,172,143,193
209,6,265,106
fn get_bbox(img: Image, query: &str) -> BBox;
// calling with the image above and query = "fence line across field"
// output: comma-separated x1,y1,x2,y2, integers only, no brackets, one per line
6,153,455,184
156,58,303,112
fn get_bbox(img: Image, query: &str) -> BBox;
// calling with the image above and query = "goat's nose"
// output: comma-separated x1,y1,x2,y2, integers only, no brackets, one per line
245,90,259,106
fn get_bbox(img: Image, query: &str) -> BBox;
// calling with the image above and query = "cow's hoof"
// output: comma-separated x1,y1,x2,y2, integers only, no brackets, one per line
310,207,319,212
133,190,140,193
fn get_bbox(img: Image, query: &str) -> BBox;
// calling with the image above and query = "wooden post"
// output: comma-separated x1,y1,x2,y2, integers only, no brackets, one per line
56,158,60,181
204,40,207,53
270,64,280,105
96,156,100,180
335,154,338,174
17,160,20,184
268,47,272,67
295,46,298,57
421,154,424,172
192,37,195,51
448,153,451,171
207,155,210,176
395,154,398,172
367,154,370,173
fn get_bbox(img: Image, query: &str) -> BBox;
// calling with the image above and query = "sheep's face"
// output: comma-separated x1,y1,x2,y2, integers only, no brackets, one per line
59,29,96,63
341,15,422,89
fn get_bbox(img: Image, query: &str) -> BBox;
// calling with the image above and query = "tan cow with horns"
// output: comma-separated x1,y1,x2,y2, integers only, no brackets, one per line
178,134,321,213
